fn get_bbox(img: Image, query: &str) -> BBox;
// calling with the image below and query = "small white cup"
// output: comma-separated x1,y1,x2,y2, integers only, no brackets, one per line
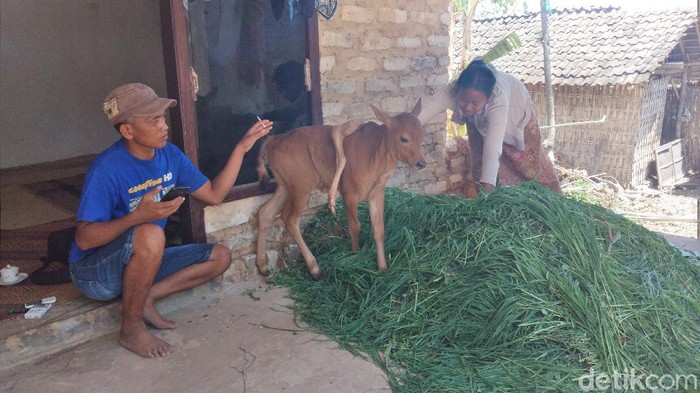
1,264,19,283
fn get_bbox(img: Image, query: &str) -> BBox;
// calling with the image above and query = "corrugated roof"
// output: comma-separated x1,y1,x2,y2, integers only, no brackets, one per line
468,7,698,86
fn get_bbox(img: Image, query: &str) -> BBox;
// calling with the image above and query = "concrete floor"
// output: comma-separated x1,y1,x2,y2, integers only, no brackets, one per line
0,279,390,393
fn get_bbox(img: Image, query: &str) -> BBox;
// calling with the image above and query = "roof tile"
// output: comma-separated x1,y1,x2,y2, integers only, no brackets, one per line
469,7,697,85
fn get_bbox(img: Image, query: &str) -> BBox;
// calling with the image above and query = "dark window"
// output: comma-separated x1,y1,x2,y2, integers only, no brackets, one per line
160,0,321,243
188,0,311,184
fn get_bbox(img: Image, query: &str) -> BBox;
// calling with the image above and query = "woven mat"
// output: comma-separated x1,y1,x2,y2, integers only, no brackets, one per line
0,218,82,322
22,174,83,214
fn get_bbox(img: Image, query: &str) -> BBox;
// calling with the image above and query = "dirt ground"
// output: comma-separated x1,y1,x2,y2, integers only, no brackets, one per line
0,280,390,393
560,171,700,240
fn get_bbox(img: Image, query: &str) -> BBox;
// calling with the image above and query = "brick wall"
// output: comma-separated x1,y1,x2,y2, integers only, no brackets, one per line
318,0,451,195
445,137,472,195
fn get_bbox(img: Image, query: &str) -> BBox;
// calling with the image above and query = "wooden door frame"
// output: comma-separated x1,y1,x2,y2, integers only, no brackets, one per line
159,0,321,244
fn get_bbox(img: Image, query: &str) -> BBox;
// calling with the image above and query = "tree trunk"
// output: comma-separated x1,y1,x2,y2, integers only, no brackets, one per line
454,0,481,72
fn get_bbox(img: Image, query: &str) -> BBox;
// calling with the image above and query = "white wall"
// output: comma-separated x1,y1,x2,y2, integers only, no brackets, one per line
0,0,168,169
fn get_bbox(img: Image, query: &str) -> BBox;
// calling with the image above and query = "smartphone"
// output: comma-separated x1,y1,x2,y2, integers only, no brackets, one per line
161,186,190,202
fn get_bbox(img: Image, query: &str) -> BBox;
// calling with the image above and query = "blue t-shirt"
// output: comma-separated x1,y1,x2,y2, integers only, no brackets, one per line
68,140,208,263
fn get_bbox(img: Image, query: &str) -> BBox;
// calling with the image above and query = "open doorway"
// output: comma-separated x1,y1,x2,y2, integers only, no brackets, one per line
0,0,172,312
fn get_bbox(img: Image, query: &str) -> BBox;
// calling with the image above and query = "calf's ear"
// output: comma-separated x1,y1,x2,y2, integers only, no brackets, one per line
411,98,422,117
370,104,393,127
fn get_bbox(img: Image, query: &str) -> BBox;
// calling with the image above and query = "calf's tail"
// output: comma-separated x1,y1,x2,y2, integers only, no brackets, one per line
257,136,272,188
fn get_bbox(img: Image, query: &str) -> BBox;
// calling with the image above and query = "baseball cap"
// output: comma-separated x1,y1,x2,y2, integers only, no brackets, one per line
102,83,177,125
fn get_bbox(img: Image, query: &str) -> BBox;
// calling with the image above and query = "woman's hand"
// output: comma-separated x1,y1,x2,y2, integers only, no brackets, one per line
479,182,495,193
465,181,494,198
465,181,480,199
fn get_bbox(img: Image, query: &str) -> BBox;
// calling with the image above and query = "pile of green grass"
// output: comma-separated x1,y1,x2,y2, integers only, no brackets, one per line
273,184,700,392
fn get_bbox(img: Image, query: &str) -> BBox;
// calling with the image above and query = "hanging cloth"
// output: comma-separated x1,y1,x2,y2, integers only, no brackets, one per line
299,0,315,17
270,0,285,21
206,0,242,67
288,0,295,20
238,0,262,87
188,0,212,96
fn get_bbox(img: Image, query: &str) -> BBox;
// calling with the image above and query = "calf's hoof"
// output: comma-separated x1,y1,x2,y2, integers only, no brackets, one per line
257,265,271,277
327,197,336,216
308,267,322,281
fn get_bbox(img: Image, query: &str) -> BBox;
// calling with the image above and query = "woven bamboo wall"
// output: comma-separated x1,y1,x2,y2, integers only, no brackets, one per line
662,83,700,173
529,84,644,185
680,84,700,172
631,76,670,185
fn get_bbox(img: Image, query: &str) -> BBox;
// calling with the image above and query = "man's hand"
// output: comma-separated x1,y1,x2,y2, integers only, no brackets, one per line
134,187,185,222
238,119,273,153
196,118,273,206
75,186,183,251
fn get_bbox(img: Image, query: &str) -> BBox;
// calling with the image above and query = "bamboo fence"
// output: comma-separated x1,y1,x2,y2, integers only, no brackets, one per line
529,78,674,186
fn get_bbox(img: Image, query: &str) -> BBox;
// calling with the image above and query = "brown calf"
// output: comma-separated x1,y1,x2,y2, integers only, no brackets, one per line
255,100,426,279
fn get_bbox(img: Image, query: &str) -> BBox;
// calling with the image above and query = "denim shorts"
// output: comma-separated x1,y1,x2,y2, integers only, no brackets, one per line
69,227,215,301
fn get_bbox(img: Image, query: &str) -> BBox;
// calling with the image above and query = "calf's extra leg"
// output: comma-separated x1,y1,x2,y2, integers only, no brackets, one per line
328,120,363,215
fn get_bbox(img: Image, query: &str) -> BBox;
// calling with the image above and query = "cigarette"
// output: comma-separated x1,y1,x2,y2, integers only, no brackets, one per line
256,115,262,122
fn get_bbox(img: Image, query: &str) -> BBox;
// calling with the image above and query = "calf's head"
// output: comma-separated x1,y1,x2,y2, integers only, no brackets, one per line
370,99,427,170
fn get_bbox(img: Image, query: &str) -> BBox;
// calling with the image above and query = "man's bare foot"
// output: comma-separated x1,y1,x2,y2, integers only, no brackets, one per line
142,299,176,330
118,328,174,358
119,300,176,330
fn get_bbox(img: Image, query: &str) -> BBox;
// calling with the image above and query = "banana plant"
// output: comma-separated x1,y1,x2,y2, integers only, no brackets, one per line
481,32,522,64
453,0,523,71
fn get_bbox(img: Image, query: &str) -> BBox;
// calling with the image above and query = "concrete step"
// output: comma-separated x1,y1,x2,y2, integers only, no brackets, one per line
0,251,276,371
1,277,231,371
